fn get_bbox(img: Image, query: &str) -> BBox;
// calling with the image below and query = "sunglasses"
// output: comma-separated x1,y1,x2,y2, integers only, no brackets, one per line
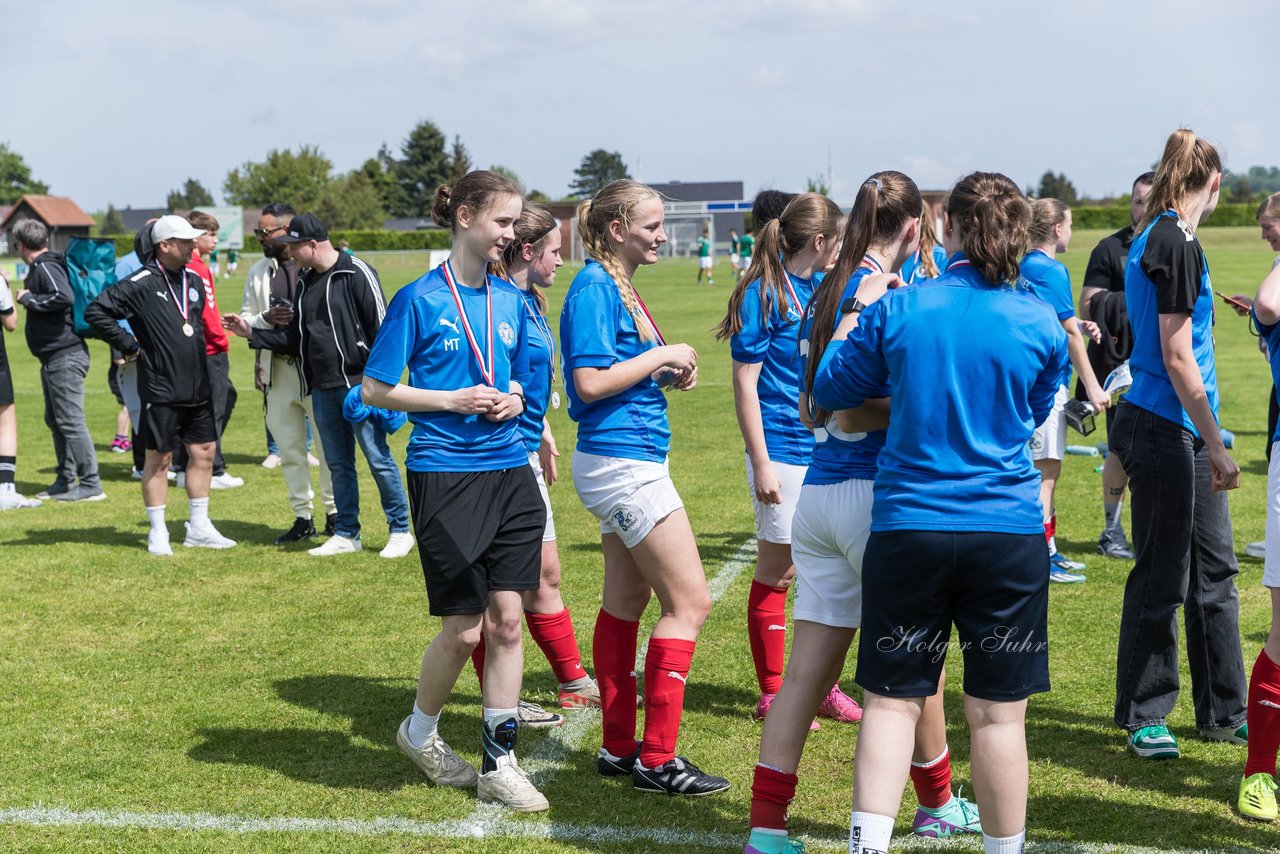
254,225,286,240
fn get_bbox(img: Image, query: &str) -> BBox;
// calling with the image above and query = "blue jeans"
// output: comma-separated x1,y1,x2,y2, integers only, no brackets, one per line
1109,402,1247,731
310,385,409,538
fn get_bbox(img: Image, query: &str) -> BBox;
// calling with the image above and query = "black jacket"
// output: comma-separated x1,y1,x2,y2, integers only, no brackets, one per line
252,251,386,392
85,261,211,405
18,251,83,360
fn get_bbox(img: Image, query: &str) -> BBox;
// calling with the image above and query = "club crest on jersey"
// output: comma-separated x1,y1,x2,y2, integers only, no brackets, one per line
188,287,200,302
612,508,638,532
498,321,516,347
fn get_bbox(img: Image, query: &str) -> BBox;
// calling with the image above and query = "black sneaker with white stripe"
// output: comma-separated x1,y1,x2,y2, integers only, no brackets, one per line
632,756,730,796
597,745,640,777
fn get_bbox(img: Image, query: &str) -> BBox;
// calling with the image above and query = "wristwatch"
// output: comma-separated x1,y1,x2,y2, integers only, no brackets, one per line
512,392,527,414
840,296,869,315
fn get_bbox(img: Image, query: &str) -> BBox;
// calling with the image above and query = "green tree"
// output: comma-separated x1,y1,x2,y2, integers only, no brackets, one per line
489,164,524,194
1227,176,1257,205
449,135,472,183
391,121,451,218
101,203,126,235
359,146,401,217
0,142,49,204
1033,171,1079,205
527,189,550,203
314,171,388,230
223,145,334,212
805,173,830,196
166,178,214,211
569,149,630,198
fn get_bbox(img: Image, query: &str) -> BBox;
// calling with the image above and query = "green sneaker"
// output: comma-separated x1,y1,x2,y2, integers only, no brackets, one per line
1200,722,1248,744
1128,724,1180,759
744,827,805,853
912,787,982,837
1238,772,1278,821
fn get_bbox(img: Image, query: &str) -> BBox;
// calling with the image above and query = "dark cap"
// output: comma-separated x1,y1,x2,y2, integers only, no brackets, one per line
273,213,329,244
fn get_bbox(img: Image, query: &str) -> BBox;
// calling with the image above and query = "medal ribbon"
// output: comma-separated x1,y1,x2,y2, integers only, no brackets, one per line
860,254,885,274
630,285,667,346
157,263,190,322
442,261,494,387
780,269,803,316
520,292,555,381
947,258,973,271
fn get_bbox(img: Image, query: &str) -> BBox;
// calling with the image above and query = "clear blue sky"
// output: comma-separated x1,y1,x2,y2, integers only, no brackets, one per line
2,0,1273,211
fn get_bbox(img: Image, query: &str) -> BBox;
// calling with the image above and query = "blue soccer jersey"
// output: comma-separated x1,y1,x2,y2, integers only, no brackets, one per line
1255,280,1280,445
813,256,1068,534
560,259,670,463
362,264,530,472
900,245,949,285
516,289,555,452
1020,249,1075,388
730,270,816,466
1124,210,1219,436
798,264,887,485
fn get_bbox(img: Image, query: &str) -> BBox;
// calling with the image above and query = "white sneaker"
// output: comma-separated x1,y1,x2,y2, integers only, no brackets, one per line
380,532,416,559
210,473,245,489
131,468,144,480
307,453,320,467
261,454,281,469
308,535,362,556
1247,542,1267,559
477,753,549,812
0,490,42,510
167,470,177,481
148,529,173,556
183,520,237,549
395,718,477,788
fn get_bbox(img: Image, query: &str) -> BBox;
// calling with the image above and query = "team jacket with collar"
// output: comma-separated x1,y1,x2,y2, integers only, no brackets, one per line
251,251,386,393
85,261,211,405
18,251,83,360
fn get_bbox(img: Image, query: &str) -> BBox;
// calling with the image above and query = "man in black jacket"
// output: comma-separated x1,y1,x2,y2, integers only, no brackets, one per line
86,216,237,556
13,220,103,502
227,214,411,559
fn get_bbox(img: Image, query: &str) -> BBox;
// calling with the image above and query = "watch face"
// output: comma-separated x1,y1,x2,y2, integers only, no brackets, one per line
840,297,860,314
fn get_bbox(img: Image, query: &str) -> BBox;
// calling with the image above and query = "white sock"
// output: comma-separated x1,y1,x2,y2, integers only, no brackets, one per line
849,811,893,854
984,830,1026,854
0,483,14,494
483,707,518,731
146,505,167,533
189,496,209,527
405,703,439,748
1046,534,1057,554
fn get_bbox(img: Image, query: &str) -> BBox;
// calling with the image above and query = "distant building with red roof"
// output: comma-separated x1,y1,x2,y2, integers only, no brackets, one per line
0,195,96,254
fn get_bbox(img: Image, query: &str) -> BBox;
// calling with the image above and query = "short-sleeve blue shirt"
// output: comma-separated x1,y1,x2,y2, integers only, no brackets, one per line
1020,250,1075,388
362,266,530,472
560,260,670,463
516,289,555,452
729,270,816,465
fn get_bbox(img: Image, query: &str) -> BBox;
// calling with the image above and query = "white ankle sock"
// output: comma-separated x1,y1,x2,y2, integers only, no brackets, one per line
405,704,439,748
146,505,166,533
850,811,893,853
985,830,1026,854
483,707,518,730
189,497,209,527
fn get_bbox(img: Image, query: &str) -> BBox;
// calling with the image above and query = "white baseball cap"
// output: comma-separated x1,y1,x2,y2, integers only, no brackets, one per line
151,214,205,242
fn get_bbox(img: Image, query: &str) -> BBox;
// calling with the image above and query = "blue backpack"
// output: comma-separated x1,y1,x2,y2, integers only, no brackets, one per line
64,236,117,338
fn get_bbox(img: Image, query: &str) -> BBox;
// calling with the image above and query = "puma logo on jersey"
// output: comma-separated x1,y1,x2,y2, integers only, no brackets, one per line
667,671,687,683
1261,699,1280,710
767,624,787,632
156,290,168,299
439,318,460,333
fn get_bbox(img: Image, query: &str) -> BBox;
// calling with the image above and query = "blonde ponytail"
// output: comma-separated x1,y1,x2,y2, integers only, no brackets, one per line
577,180,663,343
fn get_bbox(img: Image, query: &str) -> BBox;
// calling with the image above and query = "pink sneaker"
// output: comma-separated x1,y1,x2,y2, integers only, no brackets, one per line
753,692,820,731
817,683,862,723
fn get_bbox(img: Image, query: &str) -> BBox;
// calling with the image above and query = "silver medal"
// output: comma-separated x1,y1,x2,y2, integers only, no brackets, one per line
551,391,561,410
182,323,194,337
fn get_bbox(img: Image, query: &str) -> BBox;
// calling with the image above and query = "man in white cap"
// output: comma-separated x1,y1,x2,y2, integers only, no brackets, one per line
85,215,237,555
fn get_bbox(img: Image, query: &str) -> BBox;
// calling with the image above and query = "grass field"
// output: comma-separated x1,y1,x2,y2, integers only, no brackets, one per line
2,228,1280,853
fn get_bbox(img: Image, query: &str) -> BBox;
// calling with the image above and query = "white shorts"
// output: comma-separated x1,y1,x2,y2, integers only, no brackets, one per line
1265,442,1280,587
1030,385,1069,462
699,256,713,270
529,450,557,543
730,253,741,267
790,478,874,629
744,454,807,544
572,451,684,549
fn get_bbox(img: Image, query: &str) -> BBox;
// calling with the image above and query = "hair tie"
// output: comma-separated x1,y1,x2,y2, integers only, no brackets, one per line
867,177,883,193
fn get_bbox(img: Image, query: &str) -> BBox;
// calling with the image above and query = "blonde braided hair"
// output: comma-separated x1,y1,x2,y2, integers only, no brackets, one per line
576,180,662,343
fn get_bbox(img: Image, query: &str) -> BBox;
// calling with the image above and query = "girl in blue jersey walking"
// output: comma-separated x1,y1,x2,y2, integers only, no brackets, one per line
1110,129,1247,761
713,193,856,726
815,172,1067,854
361,170,550,812
561,179,730,796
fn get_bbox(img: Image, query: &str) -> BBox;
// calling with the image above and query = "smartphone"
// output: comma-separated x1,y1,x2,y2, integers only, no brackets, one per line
269,296,292,309
1216,291,1251,312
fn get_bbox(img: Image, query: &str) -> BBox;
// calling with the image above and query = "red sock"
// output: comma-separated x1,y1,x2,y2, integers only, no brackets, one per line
909,748,953,809
593,609,640,757
1043,517,1054,546
748,580,788,695
471,633,486,689
750,764,799,831
1245,649,1280,777
640,637,696,768
526,608,587,686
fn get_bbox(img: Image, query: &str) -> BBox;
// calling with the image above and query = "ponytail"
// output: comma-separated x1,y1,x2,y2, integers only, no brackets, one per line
576,181,662,342
1137,129,1222,232
946,172,1030,286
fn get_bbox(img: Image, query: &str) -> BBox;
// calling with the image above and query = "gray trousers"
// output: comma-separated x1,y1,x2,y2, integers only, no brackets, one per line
39,343,100,490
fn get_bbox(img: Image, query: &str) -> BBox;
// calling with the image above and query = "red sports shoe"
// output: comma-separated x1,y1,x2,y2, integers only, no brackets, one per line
817,684,862,723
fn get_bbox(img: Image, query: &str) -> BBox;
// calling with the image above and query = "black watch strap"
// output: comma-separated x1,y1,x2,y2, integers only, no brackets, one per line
841,296,868,315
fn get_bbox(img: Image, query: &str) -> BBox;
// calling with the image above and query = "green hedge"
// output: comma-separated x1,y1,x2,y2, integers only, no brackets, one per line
1070,203,1259,230
101,228,453,256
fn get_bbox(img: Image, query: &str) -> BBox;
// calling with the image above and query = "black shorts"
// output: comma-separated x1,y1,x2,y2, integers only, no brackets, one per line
856,529,1050,702
144,401,217,453
107,362,124,406
408,466,546,616
0,344,12,406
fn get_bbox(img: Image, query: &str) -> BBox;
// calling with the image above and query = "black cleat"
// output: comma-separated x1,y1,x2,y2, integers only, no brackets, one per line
597,746,641,777
632,756,730,796
275,516,318,544
323,512,337,537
